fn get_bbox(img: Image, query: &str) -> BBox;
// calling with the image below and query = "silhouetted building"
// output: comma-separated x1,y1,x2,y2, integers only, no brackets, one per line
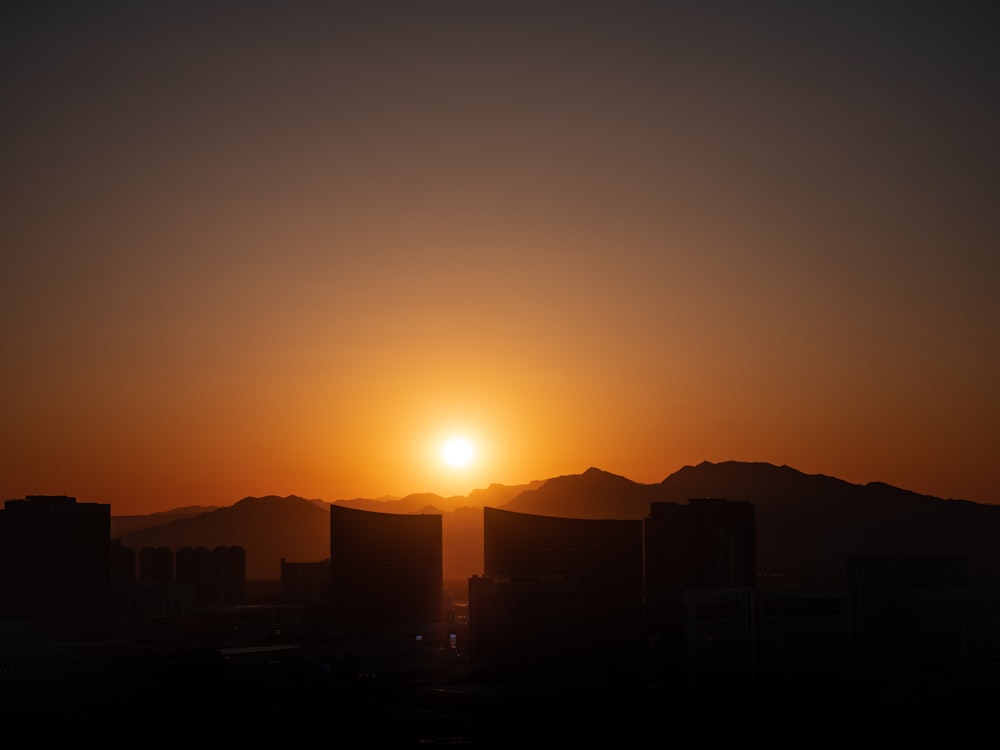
108,540,139,634
176,546,211,604
0,495,111,637
138,546,174,583
847,554,969,666
127,579,195,625
644,498,755,635
281,557,330,605
110,539,136,582
129,546,191,625
683,587,757,687
642,498,755,677
469,507,644,665
329,505,443,641
645,498,756,590
176,545,246,606
911,585,1000,677
211,545,246,605
681,586,853,690
469,572,585,665
444,592,468,655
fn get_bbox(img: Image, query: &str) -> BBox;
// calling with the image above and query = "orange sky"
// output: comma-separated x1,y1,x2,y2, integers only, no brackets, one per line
3,3,998,515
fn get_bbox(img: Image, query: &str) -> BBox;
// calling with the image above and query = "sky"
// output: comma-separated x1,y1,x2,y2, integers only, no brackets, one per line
3,1,998,515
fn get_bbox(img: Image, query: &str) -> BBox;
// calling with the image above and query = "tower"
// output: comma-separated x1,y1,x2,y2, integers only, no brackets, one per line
329,505,443,641
0,495,111,636
470,507,644,664
643,498,756,675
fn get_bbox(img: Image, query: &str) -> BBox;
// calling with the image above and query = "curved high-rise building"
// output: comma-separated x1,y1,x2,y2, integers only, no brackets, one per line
471,507,644,663
329,505,443,638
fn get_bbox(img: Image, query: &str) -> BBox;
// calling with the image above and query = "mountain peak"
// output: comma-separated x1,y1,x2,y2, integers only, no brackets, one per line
233,494,317,506
502,467,654,518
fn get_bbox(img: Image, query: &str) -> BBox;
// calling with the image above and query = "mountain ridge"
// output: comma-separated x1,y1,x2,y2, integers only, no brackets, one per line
111,461,1000,586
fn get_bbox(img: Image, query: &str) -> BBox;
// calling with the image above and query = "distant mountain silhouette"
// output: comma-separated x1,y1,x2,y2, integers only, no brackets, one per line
502,466,660,517
111,462,1000,588
661,461,1000,588
507,461,1000,588
110,505,220,536
115,495,329,580
331,492,451,515
331,480,545,515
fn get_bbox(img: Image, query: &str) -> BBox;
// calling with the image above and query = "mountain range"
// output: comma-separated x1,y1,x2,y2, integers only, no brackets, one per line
111,460,1000,589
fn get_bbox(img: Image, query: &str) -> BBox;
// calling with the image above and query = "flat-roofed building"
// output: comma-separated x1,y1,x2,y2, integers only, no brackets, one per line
644,498,755,636
643,498,755,675
0,495,111,636
176,545,246,606
281,557,330,605
138,546,174,583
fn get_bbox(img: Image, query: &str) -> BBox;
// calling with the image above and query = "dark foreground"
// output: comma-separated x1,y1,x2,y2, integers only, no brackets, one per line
3,640,999,744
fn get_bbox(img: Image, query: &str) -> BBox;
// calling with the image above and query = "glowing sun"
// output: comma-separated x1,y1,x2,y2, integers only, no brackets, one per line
441,436,475,467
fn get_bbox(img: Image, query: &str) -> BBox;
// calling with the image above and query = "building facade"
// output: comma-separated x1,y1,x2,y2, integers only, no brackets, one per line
329,505,443,641
0,495,111,636
644,499,756,636
470,507,644,664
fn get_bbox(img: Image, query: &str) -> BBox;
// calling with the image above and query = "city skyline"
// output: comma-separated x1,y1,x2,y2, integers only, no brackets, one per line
3,481,997,738
4,2,998,516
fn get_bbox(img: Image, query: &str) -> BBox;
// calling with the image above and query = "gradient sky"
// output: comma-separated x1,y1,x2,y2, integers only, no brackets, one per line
3,2,998,515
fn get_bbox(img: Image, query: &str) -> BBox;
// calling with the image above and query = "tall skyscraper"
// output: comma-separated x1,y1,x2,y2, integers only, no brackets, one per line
644,498,756,591
329,505,443,639
643,498,756,668
280,557,330,605
138,546,174,583
176,545,246,605
470,507,644,664
0,495,111,635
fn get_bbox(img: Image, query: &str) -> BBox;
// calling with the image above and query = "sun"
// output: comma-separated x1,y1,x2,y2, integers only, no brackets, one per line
441,436,475,468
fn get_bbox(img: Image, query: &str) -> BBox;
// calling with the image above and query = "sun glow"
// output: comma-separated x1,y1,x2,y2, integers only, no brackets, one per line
442,436,475,467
